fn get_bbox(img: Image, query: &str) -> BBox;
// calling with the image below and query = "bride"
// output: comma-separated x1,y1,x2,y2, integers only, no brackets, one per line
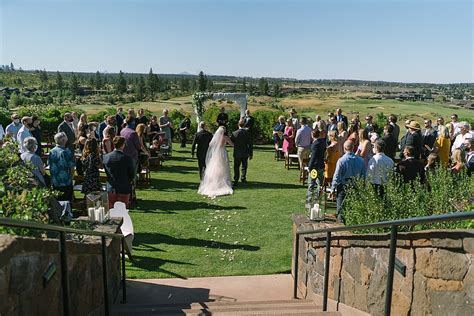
198,126,234,198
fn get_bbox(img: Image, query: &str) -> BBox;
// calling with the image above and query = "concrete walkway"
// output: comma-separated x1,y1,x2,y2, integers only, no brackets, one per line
124,274,295,305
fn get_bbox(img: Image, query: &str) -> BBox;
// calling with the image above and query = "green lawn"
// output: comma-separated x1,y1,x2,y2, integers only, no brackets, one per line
126,144,312,279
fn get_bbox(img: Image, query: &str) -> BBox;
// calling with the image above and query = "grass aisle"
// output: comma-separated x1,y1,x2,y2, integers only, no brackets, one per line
127,144,308,279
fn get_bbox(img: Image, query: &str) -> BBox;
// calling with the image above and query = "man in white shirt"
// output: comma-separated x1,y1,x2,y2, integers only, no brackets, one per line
295,117,312,170
17,116,33,154
452,122,472,153
450,114,461,137
5,113,21,142
367,139,394,196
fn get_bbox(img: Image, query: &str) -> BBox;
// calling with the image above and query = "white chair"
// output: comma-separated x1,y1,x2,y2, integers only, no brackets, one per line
109,202,134,259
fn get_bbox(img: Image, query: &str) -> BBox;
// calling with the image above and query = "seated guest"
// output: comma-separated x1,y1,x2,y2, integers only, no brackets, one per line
30,116,42,156
451,122,472,153
17,116,33,154
324,130,341,180
450,148,465,174
48,132,76,201
382,124,397,160
103,136,135,208
331,140,366,222
21,137,46,186
282,118,295,156
305,129,327,209
431,124,451,167
81,138,102,195
425,153,439,172
272,116,286,157
150,139,161,157
464,138,474,176
395,146,426,184
102,127,116,154
147,115,161,142
6,113,21,142
367,140,394,196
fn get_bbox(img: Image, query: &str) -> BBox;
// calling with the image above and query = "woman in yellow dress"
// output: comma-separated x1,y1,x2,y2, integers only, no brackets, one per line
324,130,341,180
431,124,451,167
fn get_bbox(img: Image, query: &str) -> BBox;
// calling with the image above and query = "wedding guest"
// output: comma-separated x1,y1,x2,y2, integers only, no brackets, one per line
102,115,117,140
136,108,149,125
147,115,161,142
422,119,437,159
192,121,213,179
71,112,79,134
57,113,76,153
367,139,394,196
382,125,397,160
282,118,295,156
216,106,229,130
81,138,102,195
388,114,400,141
98,115,108,141
451,122,472,153
401,121,423,159
435,117,445,131
395,146,426,184
77,124,89,152
77,114,88,138
150,139,161,158
295,117,312,170
17,116,33,154
30,116,42,156
335,108,348,127
115,107,125,133
431,124,451,167
326,115,338,132
289,108,300,130
48,132,76,201
425,153,439,172
337,121,348,143
306,129,327,209
103,136,135,208
450,148,465,174
179,117,191,148
331,140,366,222
450,114,461,137
464,138,474,176
136,123,150,177
5,113,21,142
120,115,141,176
364,115,378,133
324,130,341,180
347,124,359,153
102,127,115,154
159,109,173,148
243,109,255,130
356,128,373,169
312,114,323,130
272,116,286,157
21,137,46,186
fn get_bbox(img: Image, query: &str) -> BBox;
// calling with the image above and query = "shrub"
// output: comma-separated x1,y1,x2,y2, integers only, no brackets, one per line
343,167,473,233
252,110,284,143
0,107,10,127
88,107,117,123
15,105,84,132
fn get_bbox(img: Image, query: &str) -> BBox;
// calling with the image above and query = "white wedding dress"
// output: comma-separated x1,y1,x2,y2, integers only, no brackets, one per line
198,126,233,198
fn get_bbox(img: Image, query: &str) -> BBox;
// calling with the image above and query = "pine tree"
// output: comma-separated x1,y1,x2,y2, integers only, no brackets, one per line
242,78,247,92
135,76,146,101
115,70,127,94
272,82,281,97
94,71,103,90
146,68,159,99
206,78,214,91
70,73,80,97
55,71,64,92
258,77,269,95
198,71,208,92
179,77,190,92
39,69,48,88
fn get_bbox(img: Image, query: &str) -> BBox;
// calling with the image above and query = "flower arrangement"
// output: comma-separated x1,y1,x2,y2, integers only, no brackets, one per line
192,92,213,127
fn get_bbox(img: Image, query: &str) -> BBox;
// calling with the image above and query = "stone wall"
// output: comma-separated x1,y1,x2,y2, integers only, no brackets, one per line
292,215,474,315
0,219,122,316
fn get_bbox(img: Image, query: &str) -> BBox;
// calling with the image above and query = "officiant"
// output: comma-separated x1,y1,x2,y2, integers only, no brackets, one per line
216,107,229,130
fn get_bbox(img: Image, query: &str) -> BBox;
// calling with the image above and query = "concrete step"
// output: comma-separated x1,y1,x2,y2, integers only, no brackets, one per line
190,299,315,308
186,300,319,313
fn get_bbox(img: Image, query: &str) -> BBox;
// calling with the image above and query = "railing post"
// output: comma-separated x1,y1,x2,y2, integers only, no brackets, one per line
59,231,70,316
323,231,331,311
121,237,127,303
293,233,299,299
384,225,398,316
101,236,110,316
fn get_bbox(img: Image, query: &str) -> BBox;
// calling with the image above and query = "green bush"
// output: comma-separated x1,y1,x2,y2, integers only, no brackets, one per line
0,107,10,127
252,110,284,143
15,105,84,132
88,107,117,123
343,167,473,233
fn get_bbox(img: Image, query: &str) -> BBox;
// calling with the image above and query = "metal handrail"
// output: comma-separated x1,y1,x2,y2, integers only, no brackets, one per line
293,211,474,316
0,217,128,316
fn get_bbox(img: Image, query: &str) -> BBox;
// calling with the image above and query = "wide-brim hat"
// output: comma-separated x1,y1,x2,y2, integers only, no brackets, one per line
405,121,421,130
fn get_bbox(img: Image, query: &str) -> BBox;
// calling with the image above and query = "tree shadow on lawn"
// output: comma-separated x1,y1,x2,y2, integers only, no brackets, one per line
157,165,197,174
146,178,199,192
234,181,304,190
130,253,192,279
133,200,247,214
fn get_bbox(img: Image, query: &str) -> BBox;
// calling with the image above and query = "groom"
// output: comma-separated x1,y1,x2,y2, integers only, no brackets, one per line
231,119,253,187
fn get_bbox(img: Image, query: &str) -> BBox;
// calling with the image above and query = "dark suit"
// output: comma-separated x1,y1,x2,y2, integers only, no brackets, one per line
336,114,348,127
382,134,398,160
422,128,437,158
231,128,253,182
57,121,76,152
395,157,426,184
243,115,255,129
404,131,423,159
103,150,135,194
192,129,213,179
216,113,229,127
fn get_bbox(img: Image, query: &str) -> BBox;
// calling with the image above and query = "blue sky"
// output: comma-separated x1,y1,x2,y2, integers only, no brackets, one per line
1,0,472,83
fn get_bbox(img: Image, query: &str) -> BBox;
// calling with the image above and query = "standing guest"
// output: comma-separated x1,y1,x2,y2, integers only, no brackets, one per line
77,125,89,152
388,114,400,141
464,138,474,176
30,116,42,156
120,116,141,177
327,115,338,132
382,125,397,160
147,115,160,142
272,116,286,157
430,124,451,167
356,128,373,169
425,153,439,172
98,115,108,142
136,108,148,125
102,127,116,154
77,114,88,138
231,119,253,186
314,120,326,134
347,124,359,153
216,107,229,129
335,108,348,127
401,121,423,159
58,113,76,153
6,113,21,142
450,114,461,137
81,138,102,195
102,115,117,140
446,122,455,141
191,121,213,179
331,140,366,222
326,112,335,126
312,114,323,130
451,149,465,174
103,136,135,208
324,130,341,180
48,132,76,201
435,117,445,131
351,115,361,130
364,115,378,133
367,140,394,196
282,118,295,156
306,129,327,209
422,119,437,159
71,112,79,134
17,116,33,154
395,146,426,184
451,122,472,153
115,107,125,133
178,117,191,148
21,137,46,186
337,121,348,143
136,123,150,177
295,117,312,170
159,109,173,148
289,108,300,130
243,109,255,130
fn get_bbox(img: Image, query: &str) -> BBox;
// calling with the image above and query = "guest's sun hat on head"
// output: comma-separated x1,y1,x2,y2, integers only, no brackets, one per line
405,121,421,130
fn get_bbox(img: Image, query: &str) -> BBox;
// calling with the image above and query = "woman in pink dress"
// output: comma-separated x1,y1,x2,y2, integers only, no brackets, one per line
282,118,295,155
